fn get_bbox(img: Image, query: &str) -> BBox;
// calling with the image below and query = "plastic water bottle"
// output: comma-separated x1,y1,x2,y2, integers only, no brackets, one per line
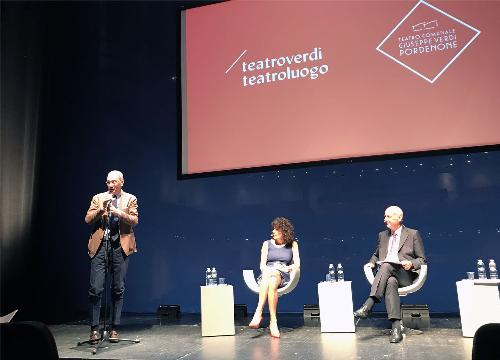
337,263,344,282
205,268,211,286
477,259,487,279
488,259,498,279
328,264,335,282
211,267,218,285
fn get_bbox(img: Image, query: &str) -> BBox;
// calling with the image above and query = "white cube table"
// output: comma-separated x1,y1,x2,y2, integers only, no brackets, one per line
456,279,500,337
200,285,235,337
318,281,355,333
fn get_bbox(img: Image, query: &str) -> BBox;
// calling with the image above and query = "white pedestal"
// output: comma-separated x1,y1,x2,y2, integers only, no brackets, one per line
318,281,355,333
200,285,235,337
456,279,500,337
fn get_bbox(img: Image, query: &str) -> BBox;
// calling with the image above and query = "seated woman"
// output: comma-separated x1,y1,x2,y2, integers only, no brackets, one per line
248,217,300,338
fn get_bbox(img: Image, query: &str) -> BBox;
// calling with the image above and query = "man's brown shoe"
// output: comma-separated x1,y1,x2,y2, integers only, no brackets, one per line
89,330,100,343
109,330,119,343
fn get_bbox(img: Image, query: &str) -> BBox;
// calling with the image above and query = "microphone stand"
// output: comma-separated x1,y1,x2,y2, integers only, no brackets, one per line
78,201,140,355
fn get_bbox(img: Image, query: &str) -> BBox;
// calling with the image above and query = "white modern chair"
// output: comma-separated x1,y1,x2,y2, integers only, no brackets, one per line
363,263,428,333
363,263,428,296
243,268,300,297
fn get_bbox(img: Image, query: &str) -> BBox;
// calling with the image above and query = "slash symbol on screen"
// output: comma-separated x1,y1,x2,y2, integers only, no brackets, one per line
225,49,247,74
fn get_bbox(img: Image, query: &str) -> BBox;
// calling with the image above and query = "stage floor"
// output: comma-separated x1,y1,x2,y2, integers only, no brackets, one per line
51,313,472,360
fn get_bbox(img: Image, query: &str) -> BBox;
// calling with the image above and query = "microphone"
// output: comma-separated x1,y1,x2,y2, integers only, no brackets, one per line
107,195,117,210
109,195,117,216
105,194,116,203
103,194,115,215
104,195,112,209
103,194,117,240
106,195,117,229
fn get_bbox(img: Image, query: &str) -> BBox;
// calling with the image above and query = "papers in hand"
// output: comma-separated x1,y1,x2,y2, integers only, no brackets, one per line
0,309,18,324
376,260,402,265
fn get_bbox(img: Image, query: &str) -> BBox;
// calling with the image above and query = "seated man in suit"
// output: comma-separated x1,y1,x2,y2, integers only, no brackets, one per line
353,205,427,343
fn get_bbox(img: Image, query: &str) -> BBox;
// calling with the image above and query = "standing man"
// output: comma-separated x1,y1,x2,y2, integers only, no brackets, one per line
85,170,138,343
353,206,426,343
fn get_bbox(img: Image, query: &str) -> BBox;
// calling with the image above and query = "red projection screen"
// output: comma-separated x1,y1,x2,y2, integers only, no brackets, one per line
181,0,500,175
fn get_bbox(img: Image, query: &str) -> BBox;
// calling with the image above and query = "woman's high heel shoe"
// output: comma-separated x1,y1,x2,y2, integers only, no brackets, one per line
248,313,263,329
269,321,280,338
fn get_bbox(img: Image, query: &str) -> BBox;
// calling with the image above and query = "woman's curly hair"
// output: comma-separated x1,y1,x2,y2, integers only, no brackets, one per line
271,217,295,245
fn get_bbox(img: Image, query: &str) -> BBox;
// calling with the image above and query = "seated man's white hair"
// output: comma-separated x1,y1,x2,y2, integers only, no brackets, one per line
386,205,403,219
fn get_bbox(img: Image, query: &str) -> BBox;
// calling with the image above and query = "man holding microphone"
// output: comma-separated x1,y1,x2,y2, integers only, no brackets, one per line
85,170,138,343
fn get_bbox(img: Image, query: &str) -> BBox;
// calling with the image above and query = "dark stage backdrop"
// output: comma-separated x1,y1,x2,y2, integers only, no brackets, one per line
1,1,499,323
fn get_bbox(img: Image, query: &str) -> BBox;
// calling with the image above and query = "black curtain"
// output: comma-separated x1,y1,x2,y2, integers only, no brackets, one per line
1,2,46,319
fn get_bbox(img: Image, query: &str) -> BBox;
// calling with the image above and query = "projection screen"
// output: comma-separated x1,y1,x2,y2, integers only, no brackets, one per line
181,0,500,175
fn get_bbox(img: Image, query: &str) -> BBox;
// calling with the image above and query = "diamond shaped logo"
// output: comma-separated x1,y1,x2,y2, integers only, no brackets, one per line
376,0,480,83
